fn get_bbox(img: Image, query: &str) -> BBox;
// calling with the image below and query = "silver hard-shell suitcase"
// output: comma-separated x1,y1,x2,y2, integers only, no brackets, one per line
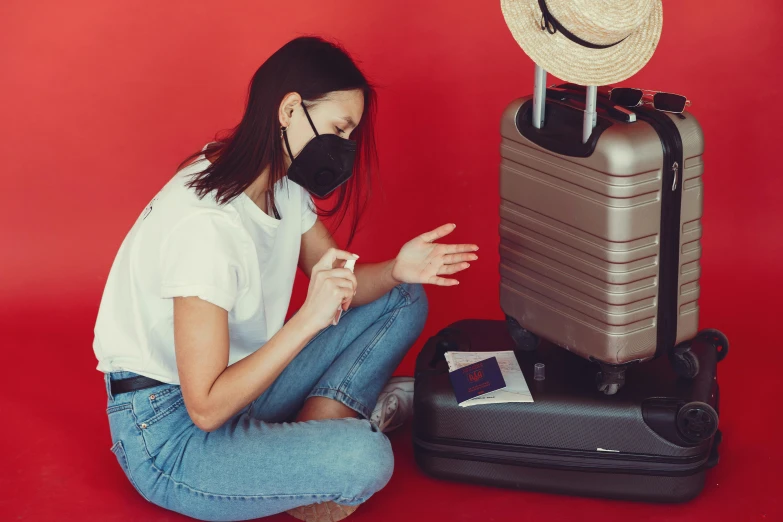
499,68,729,393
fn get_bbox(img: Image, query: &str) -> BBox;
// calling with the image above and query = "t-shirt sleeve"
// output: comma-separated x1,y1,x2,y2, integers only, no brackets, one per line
300,186,318,234
159,213,246,311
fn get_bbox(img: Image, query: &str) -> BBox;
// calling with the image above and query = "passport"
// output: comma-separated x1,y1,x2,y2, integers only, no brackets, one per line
448,356,506,405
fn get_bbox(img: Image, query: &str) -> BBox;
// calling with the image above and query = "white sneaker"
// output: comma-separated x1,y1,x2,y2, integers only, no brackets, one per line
370,376,414,433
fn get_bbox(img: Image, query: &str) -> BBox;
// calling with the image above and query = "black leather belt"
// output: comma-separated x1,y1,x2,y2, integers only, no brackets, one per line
110,375,169,396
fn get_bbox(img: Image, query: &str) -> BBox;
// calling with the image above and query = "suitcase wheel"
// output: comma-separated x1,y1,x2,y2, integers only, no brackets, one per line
669,342,700,379
696,328,730,362
596,379,621,396
505,315,539,352
676,401,719,443
595,362,627,395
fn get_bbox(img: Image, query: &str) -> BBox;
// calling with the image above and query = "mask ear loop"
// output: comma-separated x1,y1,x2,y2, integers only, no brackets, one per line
282,125,294,158
275,125,293,221
301,102,320,137
281,101,319,159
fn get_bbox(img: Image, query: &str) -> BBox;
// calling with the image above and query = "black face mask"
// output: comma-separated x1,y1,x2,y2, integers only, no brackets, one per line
283,103,357,199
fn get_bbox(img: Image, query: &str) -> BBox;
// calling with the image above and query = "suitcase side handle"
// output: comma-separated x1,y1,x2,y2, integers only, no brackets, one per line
414,327,471,377
515,98,612,158
547,87,637,123
706,429,722,469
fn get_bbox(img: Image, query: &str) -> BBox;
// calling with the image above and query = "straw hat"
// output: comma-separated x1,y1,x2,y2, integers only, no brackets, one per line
501,0,663,86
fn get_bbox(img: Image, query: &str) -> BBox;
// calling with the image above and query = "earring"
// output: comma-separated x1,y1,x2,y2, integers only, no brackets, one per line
280,125,287,138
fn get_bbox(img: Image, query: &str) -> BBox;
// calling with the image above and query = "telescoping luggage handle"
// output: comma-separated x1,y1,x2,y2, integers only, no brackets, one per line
533,64,607,143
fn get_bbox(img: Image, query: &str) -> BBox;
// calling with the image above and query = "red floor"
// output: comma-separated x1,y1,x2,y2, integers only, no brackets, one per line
1,301,779,522
3,1,781,519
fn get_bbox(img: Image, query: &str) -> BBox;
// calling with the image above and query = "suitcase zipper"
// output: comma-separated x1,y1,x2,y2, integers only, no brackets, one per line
413,435,710,477
672,161,679,191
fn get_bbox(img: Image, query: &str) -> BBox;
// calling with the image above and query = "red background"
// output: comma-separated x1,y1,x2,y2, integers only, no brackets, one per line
1,0,781,520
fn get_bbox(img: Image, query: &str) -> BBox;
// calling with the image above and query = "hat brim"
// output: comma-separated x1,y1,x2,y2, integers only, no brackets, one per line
501,0,662,86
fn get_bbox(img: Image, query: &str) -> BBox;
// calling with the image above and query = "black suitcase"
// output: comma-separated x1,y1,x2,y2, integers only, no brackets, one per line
412,319,724,503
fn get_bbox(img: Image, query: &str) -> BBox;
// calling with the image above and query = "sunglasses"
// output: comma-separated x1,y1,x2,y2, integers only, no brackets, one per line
608,88,692,114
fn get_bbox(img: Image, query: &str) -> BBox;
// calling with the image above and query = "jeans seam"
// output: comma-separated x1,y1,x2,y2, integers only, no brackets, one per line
107,403,132,414
120,411,372,503
307,387,372,419
143,458,367,502
111,409,375,505
337,304,402,393
304,308,356,345
149,387,180,415
111,440,153,503
125,401,154,461
248,308,359,414
395,283,413,305
136,396,186,429
335,285,414,392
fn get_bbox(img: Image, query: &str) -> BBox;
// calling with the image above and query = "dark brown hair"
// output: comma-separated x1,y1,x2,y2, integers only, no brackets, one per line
177,36,377,245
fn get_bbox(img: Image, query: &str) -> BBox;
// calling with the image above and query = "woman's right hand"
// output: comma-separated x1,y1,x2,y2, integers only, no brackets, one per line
299,248,359,333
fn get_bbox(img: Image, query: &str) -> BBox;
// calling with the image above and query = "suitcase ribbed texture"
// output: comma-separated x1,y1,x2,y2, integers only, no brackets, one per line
499,96,705,364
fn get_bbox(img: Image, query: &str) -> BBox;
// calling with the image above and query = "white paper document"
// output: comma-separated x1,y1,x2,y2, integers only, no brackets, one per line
444,350,534,407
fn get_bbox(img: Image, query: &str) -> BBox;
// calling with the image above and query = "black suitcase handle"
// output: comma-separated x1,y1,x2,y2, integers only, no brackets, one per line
706,429,722,469
515,93,616,158
414,327,471,378
516,82,683,158
546,85,637,122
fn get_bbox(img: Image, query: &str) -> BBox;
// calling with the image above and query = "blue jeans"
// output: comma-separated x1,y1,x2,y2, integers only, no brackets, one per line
103,283,427,521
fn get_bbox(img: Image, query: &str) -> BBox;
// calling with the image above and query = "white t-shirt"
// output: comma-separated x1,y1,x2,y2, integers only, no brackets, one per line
92,145,318,384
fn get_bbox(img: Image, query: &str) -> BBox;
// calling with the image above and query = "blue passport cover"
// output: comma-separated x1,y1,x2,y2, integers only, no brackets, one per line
448,356,506,404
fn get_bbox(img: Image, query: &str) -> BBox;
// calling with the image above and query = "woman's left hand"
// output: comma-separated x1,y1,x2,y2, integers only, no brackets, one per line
391,224,478,286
